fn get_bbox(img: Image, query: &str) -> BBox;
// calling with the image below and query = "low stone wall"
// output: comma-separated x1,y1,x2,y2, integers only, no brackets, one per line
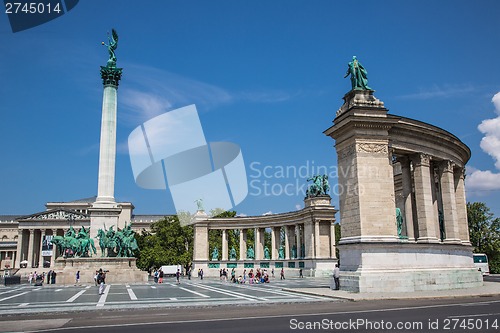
53,257,148,285
338,243,483,292
192,258,337,278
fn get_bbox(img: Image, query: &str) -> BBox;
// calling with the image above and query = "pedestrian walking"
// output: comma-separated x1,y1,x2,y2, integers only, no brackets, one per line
75,270,80,285
299,268,303,278
333,264,340,290
200,268,204,280
97,269,106,295
159,269,164,283
280,268,285,280
176,269,181,284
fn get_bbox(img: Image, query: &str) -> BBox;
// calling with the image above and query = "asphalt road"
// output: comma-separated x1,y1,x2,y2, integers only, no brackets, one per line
1,296,499,333
0,276,498,333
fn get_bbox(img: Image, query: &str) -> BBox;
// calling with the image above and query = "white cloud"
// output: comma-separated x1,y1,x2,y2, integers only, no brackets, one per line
262,211,273,216
120,64,233,124
295,204,302,210
467,92,500,191
466,170,500,191
397,84,476,100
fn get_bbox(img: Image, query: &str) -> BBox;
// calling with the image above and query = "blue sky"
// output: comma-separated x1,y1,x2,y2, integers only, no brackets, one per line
1,0,500,219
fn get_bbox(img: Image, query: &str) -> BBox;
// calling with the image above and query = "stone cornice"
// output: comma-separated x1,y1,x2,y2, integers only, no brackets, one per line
196,205,337,230
18,208,89,222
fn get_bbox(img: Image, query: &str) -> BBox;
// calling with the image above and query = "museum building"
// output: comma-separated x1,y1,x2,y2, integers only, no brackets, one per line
0,197,163,270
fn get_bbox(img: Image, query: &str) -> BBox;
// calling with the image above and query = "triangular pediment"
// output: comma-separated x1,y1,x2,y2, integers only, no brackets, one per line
19,208,89,221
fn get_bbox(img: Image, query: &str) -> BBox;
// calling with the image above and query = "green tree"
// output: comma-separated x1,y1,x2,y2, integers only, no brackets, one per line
467,202,500,273
335,223,341,260
135,216,193,272
208,210,238,260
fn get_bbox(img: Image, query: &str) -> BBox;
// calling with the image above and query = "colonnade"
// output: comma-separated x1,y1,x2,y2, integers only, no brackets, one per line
192,196,338,276
13,226,90,269
211,222,337,261
396,154,469,245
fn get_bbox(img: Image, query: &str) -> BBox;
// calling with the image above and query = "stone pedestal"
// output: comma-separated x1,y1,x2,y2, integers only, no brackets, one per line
339,243,482,292
53,257,147,285
88,205,122,257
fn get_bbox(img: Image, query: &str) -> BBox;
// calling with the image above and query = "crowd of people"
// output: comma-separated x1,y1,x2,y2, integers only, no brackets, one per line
215,268,272,284
27,270,57,285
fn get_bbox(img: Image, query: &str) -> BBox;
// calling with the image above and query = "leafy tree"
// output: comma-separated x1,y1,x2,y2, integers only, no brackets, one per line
208,210,237,259
135,216,193,272
467,202,500,273
335,223,341,260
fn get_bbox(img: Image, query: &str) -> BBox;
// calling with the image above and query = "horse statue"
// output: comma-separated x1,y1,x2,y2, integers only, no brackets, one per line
305,174,330,198
96,228,116,257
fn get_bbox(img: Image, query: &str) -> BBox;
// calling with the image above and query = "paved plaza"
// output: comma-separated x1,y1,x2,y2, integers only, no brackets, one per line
0,277,336,316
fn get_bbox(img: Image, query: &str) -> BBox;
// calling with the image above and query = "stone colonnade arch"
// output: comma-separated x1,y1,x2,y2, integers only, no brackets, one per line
192,196,338,277
324,89,482,292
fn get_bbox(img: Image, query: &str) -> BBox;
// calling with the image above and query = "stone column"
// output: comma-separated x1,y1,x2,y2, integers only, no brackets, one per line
295,225,301,259
239,229,247,260
330,221,336,258
439,161,460,243
51,229,58,265
255,228,265,260
38,229,46,268
400,157,415,240
303,222,314,259
314,220,321,258
193,224,209,261
284,225,290,260
95,66,122,204
412,153,439,243
222,229,228,261
27,229,35,268
454,168,470,245
14,229,23,268
271,227,278,260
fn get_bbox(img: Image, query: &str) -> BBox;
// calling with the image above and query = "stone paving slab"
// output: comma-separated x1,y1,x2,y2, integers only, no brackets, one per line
283,281,500,301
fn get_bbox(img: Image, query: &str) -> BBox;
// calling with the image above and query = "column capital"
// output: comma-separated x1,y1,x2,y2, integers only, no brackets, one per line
411,153,431,167
439,160,455,174
100,66,123,87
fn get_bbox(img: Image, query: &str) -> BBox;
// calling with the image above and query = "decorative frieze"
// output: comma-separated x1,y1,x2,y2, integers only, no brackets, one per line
24,210,87,221
357,143,388,154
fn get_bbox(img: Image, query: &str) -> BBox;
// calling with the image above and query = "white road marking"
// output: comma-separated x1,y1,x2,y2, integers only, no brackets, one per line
185,282,262,301
0,291,29,302
66,290,86,303
170,297,178,300
178,287,210,298
96,285,111,307
127,287,138,300
18,303,29,307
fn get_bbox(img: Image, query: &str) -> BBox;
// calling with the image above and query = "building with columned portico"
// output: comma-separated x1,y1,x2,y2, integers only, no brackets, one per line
0,197,163,270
